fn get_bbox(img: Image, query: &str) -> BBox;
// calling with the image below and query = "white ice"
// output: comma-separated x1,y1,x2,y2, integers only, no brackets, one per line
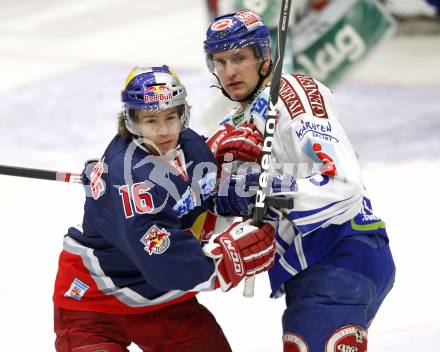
0,1,439,351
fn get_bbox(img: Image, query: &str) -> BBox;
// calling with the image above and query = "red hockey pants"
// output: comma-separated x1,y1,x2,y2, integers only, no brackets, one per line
54,297,231,352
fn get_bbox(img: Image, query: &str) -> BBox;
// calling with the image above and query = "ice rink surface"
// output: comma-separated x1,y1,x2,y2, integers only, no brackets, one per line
1,1,439,351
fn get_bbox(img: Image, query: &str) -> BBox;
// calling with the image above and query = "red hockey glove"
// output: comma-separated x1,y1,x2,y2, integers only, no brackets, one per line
207,124,263,163
203,219,276,292
206,123,235,157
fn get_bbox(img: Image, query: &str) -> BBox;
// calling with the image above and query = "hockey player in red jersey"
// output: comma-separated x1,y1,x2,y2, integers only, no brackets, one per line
52,65,276,352
204,10,395,352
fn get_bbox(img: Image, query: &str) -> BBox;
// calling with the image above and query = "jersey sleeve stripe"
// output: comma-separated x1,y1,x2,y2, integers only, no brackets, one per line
64,236,196,307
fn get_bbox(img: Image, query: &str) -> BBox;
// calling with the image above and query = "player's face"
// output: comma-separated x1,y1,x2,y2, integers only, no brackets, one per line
135,107,181,154
212,47,261,101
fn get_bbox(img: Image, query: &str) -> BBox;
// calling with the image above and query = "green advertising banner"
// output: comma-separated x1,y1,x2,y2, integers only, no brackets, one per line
293,0,396,87
233,0,281,27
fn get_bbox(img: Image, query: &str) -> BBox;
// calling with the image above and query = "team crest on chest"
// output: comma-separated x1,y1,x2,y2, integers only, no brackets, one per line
140,225,171,255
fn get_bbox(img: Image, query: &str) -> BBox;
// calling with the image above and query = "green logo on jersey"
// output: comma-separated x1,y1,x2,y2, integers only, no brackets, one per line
232,112,245,126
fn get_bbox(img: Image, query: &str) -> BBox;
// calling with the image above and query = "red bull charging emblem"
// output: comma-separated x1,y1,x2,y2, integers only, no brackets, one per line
144,85,173,103
140,225,171,255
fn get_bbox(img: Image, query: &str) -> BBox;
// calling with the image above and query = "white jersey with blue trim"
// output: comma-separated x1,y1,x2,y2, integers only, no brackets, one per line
223,73,364,234
219,73,386,297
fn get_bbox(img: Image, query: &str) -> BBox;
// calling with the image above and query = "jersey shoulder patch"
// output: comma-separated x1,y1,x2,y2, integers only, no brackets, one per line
278,75,307,119
292,73,329,119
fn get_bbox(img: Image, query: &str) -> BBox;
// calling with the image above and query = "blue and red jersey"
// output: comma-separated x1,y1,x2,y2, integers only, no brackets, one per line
53,129,219,314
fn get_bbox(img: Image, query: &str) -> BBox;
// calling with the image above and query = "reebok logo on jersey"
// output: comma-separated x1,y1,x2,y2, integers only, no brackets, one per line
140,225,171,255
64,278,90,301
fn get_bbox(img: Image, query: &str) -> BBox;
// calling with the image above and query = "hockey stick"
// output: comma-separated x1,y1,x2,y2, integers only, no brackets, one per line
243,0,294,297
0,164,82,184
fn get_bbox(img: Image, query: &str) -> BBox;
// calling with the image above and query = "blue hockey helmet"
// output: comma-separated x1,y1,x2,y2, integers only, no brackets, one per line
121,65,189,135
204,9,271,73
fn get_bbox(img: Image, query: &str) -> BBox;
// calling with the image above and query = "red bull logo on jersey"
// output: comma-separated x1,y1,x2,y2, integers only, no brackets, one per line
140,225,171,255
64,278,90,301
144,85,173,103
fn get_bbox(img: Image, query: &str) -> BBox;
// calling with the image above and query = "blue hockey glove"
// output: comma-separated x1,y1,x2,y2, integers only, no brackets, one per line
215,172,297,217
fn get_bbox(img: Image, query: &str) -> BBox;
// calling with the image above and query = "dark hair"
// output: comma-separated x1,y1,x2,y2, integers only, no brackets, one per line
117,111,132,138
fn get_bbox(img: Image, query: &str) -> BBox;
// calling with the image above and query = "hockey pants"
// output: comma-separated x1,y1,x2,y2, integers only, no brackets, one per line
282,234,395,352
54,297,232,352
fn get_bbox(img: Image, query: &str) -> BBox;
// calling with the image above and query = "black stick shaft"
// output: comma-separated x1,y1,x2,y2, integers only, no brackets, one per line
0,164,81,183
243,0,294,298
253,0,293,227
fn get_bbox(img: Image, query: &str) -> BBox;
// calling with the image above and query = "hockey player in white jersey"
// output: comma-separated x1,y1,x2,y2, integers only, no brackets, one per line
204,9,395,352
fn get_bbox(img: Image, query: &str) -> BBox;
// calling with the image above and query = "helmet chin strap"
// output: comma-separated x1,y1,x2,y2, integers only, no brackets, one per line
134,137,179,160
212,60,273,103
141,138,163,156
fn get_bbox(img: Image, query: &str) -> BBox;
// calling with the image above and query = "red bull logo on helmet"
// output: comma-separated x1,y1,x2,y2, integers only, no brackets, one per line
140,225,171,255
144,85,173,104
